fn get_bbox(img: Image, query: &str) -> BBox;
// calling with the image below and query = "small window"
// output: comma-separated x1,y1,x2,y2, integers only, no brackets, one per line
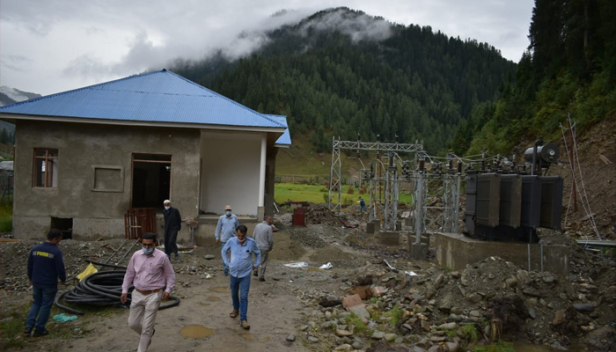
33,148,58,188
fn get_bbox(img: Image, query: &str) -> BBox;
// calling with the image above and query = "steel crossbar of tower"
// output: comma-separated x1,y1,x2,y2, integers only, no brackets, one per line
328,137,423,215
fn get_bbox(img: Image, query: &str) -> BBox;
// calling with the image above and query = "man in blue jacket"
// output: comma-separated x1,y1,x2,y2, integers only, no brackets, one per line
25,229,66,337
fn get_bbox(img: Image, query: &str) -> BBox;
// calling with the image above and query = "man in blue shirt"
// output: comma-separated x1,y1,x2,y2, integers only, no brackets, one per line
215,205,240,276
25,229,66,337
222,225,261,330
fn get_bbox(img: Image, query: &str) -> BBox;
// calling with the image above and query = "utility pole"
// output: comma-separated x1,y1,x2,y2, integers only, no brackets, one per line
568,114,577,212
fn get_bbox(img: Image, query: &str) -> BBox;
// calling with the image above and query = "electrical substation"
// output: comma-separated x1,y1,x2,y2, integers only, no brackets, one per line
328,135,570,275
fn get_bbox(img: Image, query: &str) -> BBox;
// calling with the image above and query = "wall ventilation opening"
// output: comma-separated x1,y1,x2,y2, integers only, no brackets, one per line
50,217,73,239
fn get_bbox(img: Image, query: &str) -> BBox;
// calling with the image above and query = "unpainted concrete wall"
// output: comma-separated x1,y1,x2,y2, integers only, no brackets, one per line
434,232,570,277
200,131,263,216
13,120,200,239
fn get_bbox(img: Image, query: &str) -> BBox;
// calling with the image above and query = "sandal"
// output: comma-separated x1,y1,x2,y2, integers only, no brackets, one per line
229,309,238,318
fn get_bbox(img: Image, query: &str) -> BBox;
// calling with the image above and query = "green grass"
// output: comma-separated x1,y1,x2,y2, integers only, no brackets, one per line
386,305,404,327
344,313,367,333
0,198,12,233
274,182,413,204
369,309,381,321
460,324,479,343
473,341,515,352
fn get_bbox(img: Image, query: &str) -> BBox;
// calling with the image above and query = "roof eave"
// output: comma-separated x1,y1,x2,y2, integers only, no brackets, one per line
0,113,286,134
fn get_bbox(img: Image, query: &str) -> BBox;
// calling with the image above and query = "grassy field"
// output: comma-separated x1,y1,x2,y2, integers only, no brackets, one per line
274,183,413,205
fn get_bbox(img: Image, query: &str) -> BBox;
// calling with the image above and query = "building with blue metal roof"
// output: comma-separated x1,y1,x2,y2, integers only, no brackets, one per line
0,70,291,240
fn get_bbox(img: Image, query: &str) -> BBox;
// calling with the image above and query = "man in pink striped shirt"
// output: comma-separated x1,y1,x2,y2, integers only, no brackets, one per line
121,233,175,352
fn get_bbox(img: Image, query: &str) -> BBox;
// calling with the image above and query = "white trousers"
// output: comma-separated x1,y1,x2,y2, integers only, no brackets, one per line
128,290,162,352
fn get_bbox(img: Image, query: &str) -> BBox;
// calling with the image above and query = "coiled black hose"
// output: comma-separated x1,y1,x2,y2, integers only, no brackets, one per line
55,270,180,315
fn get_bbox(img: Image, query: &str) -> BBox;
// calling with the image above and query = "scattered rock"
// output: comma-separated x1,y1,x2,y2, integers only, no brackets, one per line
203,254,215,260
445,342,459,352
384,333,397,342
308,336,319,343
336,329,353,337
505,277,518,287
286,334,296,342
573,303,594,312
371,331,385,339
438,322,457,330
552,309,567,325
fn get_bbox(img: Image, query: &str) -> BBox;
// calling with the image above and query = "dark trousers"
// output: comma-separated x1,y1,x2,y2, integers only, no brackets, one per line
164,228,179,256
26,286,58,331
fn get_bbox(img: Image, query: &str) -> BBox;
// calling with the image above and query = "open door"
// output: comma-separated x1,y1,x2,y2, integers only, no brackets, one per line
131,154,171,209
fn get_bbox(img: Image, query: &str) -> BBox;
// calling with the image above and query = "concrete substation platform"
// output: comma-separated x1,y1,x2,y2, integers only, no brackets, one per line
433,232,571,277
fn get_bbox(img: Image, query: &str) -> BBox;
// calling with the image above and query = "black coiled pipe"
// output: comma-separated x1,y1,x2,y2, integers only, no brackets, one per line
54,270,180,315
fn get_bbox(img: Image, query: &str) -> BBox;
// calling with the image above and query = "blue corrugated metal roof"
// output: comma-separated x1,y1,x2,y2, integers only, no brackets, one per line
0,70,286,129
267,115,292,146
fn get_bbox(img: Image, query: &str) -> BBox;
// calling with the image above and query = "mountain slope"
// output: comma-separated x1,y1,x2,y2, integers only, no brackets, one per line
171,7,515,154
0,86,41,144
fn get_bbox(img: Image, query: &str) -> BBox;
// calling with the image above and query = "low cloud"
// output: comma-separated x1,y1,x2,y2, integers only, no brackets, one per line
0,55,33,72
298,8,393,42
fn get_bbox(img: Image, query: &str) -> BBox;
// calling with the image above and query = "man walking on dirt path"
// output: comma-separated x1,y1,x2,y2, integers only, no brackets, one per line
163,199,181,260
121,232,176,352
215,204,240,276
25,228,66,338
252,215,276,281
222,225,261,330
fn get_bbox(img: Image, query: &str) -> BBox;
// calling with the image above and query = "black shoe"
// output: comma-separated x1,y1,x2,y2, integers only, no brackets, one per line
259,278,265,282
33,329,49,337
24,327,33,337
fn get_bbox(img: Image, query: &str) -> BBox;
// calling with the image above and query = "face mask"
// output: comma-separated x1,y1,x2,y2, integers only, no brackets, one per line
142,248,154,255
164,206,170,210
226,211,232,216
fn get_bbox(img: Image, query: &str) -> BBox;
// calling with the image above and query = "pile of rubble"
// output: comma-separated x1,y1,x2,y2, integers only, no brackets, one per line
306,204,342,227
294,255,616,351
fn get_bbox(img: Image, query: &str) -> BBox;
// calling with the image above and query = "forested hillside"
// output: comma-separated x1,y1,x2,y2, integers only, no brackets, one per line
172,8,516,154
453,0,616,156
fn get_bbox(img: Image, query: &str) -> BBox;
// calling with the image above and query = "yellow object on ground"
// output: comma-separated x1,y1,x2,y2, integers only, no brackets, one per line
76,263,98,281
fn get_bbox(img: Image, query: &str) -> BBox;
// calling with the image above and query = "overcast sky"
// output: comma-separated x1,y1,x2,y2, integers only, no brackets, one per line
0,0,535,96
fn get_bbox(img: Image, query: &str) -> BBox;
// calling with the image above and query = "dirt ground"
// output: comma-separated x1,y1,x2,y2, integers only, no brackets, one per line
0,228,373,352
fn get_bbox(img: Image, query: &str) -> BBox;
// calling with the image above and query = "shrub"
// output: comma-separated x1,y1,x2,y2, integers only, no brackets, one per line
386,305,404,327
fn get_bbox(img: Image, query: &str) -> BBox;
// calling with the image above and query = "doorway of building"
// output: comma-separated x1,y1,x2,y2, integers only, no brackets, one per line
131,154,171,209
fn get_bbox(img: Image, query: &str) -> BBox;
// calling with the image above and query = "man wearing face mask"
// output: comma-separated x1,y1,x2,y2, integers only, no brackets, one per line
215,205,240,276
222,225,261,330
121,233,175,352
162,199,181,260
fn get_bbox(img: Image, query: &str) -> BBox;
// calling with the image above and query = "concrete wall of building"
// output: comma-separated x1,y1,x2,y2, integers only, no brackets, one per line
200,131,264,216
12,120,201,239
